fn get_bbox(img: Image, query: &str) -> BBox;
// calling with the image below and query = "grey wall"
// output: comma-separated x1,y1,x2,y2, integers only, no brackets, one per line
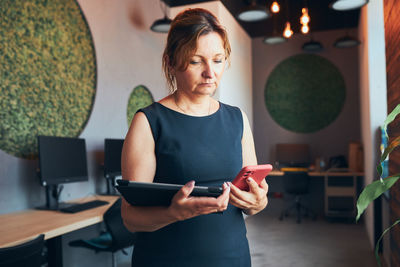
252,29,361,166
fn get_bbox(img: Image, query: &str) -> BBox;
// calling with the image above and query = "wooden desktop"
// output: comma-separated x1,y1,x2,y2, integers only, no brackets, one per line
0,195,119,267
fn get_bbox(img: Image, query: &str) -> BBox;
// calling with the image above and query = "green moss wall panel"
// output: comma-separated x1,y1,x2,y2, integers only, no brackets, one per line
264,54,345,133
0,0,96,159
127,85,154,126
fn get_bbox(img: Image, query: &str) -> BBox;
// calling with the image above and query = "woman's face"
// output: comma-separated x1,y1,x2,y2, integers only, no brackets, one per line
174,32,226,96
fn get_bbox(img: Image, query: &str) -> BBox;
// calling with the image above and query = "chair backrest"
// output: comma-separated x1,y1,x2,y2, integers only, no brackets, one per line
276,144,311,168
0,234,44,267
104,198,136,251
282,171,310,195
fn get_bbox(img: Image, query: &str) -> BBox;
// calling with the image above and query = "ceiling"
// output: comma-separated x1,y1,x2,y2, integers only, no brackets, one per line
162,0,360,38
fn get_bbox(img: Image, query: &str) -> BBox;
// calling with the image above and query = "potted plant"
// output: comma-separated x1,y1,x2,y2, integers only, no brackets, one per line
356,103,400,266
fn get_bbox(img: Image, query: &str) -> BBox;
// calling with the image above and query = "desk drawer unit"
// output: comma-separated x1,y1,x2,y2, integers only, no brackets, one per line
324,175,357,218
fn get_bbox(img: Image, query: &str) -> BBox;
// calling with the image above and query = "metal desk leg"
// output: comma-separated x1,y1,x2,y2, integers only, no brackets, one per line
47,236,63,267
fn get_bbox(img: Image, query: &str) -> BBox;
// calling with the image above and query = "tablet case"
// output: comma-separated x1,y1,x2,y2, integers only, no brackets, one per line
115,180,223,206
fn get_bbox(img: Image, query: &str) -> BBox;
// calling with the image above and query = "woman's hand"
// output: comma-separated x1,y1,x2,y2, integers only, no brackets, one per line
228,178,269,216
167,181,230,221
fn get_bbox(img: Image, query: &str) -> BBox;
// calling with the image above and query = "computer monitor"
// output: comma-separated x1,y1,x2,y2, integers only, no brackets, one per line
37,135,88,209
104,138,124,178
38,136,88,186
104,138,124,194
276,143,311,168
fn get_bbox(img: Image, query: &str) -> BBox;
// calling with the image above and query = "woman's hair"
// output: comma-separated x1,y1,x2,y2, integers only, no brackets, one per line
162,8,231,93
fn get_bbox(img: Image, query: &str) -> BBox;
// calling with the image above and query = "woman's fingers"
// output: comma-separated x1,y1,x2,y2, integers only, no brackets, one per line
259,179,269,192
228,182,251,208
228,180,269,213
246,177,260,193
218,182,230,211
228,182,244,197
218,182,230,202
193,182,230,212
229,191,249,209
174,180,195,201
169,181,231,220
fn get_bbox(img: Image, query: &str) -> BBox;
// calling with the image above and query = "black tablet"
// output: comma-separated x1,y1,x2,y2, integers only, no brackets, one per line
115,180,223,206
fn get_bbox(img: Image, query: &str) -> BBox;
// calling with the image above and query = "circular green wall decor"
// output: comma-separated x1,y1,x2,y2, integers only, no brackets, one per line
264,54,345,133
0,0,96,159
127,85,154,126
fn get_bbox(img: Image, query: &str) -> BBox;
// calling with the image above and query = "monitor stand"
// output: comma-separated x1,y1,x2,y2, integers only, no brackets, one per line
37,184,65,211
102,176,119,195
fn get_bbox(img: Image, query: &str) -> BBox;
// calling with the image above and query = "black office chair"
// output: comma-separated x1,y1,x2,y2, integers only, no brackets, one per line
279,170,316,223
69,198,136,267
0,234,45,267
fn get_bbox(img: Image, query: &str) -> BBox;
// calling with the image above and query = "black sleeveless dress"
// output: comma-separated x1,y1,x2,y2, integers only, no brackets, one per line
132,102,251,267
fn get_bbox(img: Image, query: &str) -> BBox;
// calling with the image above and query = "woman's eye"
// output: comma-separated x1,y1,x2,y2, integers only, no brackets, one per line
214,60,223,64
190,61,201,65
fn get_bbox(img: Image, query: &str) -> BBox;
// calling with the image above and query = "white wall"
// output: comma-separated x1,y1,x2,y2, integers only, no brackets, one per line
252,30,361,165
358,0,387,249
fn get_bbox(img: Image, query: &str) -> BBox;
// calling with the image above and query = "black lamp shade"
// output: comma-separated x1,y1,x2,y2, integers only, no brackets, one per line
302,40,323,52
263,35,287,45
334,36,360,48
330,0,369,11
237,4,270,22
150,16,172,33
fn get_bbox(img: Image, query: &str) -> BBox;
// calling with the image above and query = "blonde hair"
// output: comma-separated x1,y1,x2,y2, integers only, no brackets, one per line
162,8,231,93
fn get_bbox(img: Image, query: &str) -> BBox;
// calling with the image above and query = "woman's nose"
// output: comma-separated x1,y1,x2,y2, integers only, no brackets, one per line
202,63,214,78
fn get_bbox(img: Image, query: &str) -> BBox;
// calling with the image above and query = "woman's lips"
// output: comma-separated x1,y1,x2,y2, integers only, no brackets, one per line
199,82,214,86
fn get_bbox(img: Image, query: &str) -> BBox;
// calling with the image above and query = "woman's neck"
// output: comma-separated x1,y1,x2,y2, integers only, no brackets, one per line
173,91,213,116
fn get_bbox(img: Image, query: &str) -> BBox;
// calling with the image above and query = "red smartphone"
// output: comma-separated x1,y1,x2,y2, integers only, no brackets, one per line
232,164,273,191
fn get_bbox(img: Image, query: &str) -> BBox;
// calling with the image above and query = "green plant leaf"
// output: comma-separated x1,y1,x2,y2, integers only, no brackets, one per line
374,218,400,267
356,174,400,221
377,164,383,178
380,136,400,162
382,104,400,138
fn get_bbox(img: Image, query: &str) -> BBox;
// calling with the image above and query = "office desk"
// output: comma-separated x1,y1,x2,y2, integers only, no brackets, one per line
311,171,364,218
308,171,364,177
269,170,363,178
269,170,364,218
269,170,284,176
0,195,119,266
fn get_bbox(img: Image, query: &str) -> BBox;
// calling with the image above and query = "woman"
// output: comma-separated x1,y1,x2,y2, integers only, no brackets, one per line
121,8,268,267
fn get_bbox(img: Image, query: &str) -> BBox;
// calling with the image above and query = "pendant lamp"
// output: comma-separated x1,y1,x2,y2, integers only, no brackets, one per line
270,1,280,13
237,0,270,22
150,1,172,33
334,35,360,48
330,0,369,11
282,0,293,39
264,35,287,45
264,15,286,45
302,39,323,52
151,16,172,33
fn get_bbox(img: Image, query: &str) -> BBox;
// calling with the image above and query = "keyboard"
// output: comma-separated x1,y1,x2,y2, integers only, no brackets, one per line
59,200,109,213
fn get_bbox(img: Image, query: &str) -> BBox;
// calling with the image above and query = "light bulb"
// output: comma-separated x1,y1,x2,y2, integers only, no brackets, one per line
271,1,280,13
300,8,310,25
301,24,309,34
283,22,293,38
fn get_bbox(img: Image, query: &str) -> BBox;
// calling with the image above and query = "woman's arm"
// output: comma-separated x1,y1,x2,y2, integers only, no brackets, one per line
228,109,269,216
241,109,257,167
121,112,230,232
121,112,172,232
